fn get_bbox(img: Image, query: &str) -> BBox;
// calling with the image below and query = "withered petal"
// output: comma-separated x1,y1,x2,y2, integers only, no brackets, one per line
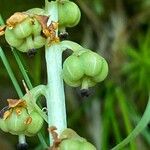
7,99,27,108
6,12,28,28
0,25,6,36
35,15,49,29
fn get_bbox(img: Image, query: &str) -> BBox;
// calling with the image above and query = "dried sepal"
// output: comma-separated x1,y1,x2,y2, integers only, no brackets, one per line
34,15,49,30
0,25,6,36
34,15,59,44
7,99,27,108
6,12,28,28
2,99,27,120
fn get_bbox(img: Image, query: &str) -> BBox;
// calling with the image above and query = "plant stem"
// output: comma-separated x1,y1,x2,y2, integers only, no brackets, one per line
18,134,26,144
60,40,83,52
45,43,67,145
45,1,67,145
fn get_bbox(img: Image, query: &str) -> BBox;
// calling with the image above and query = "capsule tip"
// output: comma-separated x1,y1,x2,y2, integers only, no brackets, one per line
80,89,90,97
27,49,36,57
59,31,69,40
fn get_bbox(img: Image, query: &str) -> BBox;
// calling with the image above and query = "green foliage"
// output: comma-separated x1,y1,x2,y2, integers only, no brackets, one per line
123,30,150,93
0,0,150,149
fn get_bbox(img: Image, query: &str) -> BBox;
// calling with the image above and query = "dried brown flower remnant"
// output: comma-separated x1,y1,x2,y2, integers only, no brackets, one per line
7,99,27,108
35,15,49,30
48,126,61,150
6,12,28,28
0,25,6,36
25,117,32,125
35,15,59,44
2,99,27,120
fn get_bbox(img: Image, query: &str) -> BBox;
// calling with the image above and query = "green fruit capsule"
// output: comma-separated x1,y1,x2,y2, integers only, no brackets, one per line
17,41,28,52
62,49,108,88
34,36,46,49
81,142,97,150
63,73,82,87
59,138,96,150
0,119,8,132
5,108,28,135
5,28,24,47
58,0,81,28
80,51,103,77
32,19,42,36
13,18,33,39
26,8,47,16
25,112,44,136
93,58,108,82
59,139,81,150
63,55,84,81
59,128,96,150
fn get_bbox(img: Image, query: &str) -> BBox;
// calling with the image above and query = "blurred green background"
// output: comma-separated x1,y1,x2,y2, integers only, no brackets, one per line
0,0,150,150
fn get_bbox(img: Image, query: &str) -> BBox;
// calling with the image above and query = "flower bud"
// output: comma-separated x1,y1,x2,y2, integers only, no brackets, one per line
58,0,81,28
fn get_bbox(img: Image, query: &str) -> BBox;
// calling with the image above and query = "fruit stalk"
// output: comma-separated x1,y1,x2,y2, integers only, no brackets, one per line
45,0,67,145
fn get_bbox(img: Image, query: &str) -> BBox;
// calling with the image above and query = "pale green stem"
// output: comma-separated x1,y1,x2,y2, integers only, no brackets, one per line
60,40,83,52
18,134,26,144
81,77,89,90
45,44,67,145
23,85,48,123
45,1,67,145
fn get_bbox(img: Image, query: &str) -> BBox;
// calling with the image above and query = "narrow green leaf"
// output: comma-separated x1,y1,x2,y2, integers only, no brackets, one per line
112,92,150,150
12,48,33,89
0,47,23,97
